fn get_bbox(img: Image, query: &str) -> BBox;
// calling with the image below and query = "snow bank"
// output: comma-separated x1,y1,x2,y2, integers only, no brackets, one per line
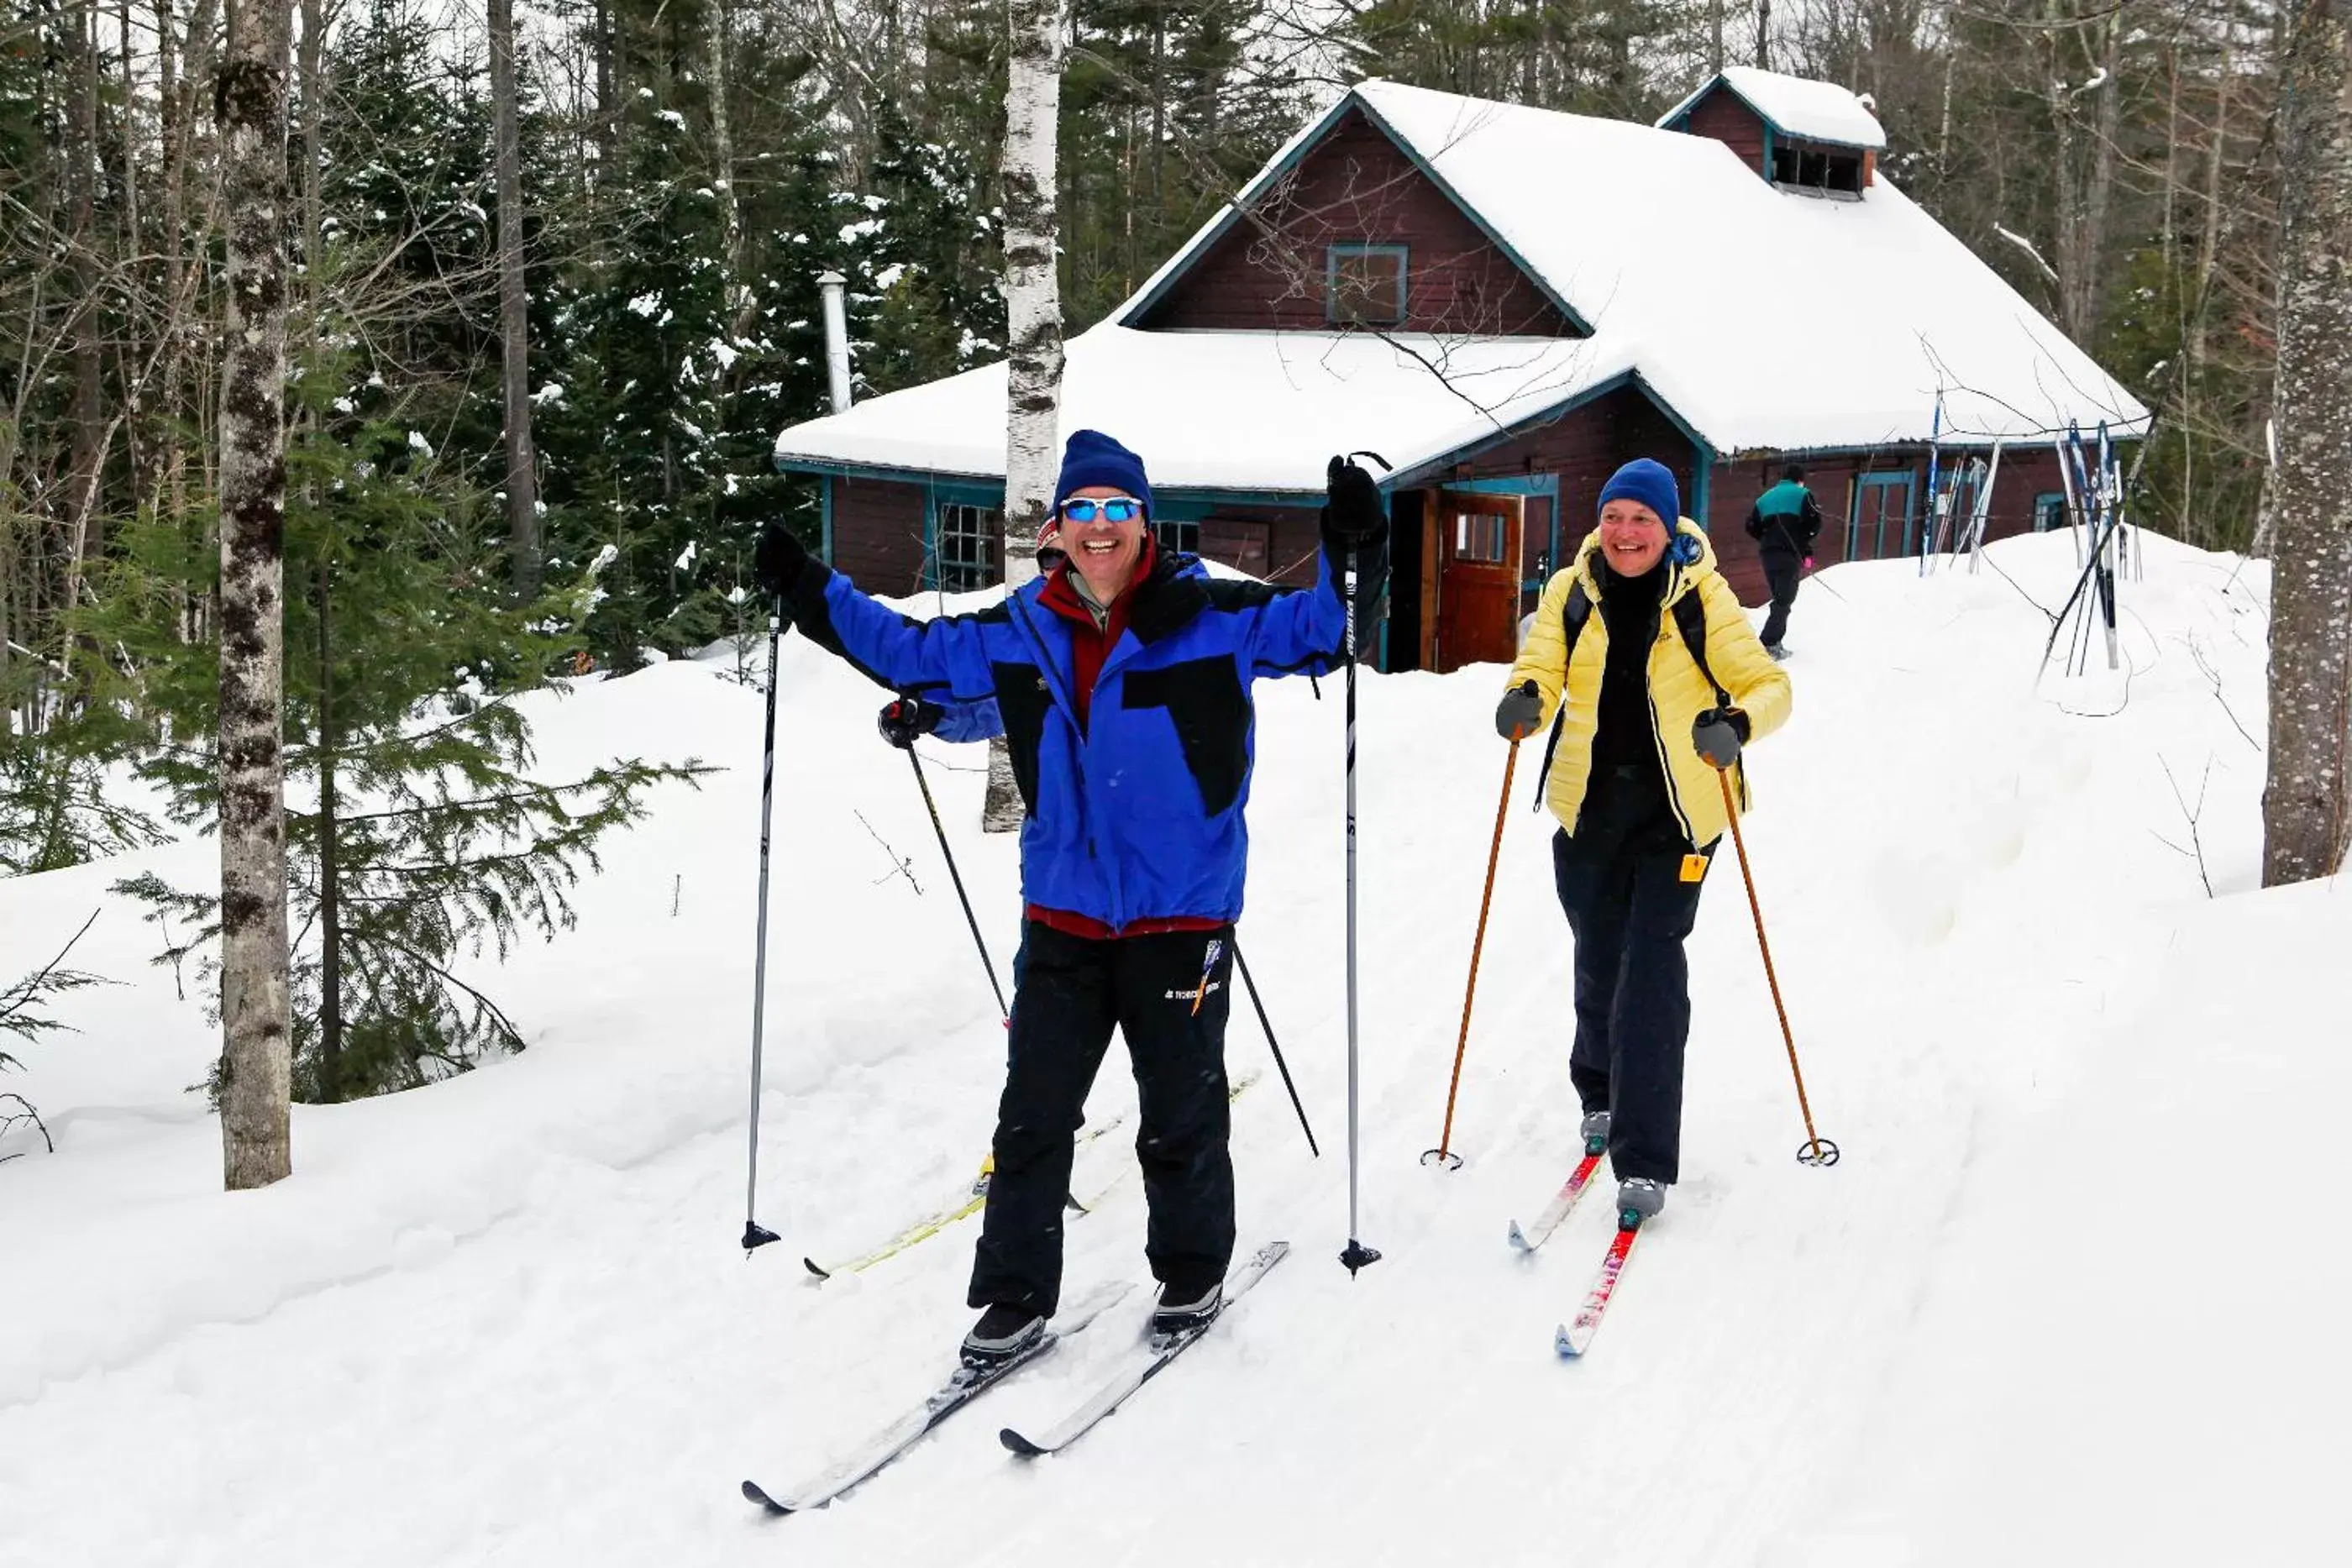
1,529,2327,1568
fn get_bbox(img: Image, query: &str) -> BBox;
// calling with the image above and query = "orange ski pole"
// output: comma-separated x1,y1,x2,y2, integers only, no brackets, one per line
1425,738,1520,1170
1715,768,1839,1167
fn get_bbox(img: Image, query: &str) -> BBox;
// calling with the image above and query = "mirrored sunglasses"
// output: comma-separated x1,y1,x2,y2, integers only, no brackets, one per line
1059,496,1144,524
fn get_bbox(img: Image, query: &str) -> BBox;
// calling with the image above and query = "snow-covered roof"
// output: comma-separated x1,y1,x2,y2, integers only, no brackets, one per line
775,79,2145,492
1659,66,1887,150
774,327,1627,494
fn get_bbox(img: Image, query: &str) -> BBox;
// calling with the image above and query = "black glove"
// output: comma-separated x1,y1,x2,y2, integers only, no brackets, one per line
1495,679,1543,742
1692,705,1750,770
753,522,808,598
877,695,943,750
1320,456,1389,551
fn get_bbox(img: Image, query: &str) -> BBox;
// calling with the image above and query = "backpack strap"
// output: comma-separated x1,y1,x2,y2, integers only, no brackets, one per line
1671,589,1730,709
1531,577,1593,810
1562,578,1593,658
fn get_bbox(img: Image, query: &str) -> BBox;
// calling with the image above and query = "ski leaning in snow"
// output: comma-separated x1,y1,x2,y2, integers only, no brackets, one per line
1507,1142,1606,1253
1555,1219,1642,1358
742,1281,1131,1514
999,1240,1289,1460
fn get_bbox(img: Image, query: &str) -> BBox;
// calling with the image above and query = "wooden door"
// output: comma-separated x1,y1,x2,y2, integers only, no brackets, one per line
1433,490,1525,673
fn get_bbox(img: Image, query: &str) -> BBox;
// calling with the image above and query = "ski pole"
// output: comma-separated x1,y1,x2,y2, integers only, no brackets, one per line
1338,539,1381,1273
1231,938,1318,1156
904,744,1009,1019
1714,768,1838,1168
743,597,789,1253
1334,448,1388,1276
1424,735,1520,1170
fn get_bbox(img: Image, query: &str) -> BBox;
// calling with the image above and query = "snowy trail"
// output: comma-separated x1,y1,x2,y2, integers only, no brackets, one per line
3,534,2332,1566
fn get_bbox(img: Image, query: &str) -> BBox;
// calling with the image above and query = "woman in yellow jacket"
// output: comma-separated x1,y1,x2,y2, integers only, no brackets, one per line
1494,459,1791,1223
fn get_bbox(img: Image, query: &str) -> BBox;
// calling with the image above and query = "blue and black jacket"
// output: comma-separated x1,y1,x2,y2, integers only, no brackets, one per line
778,545,1362,932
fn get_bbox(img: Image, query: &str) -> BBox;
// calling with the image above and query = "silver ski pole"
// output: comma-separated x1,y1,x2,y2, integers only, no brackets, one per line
1339,541,1380,1276
743,600,785,1254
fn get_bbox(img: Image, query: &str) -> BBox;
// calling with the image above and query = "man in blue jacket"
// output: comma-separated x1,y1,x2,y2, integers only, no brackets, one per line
755,430,1387,1364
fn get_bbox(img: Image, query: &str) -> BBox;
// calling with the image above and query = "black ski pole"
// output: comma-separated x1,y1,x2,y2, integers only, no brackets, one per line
743,594,787,1254
1231,938,1317,1156
905,744,1009,1018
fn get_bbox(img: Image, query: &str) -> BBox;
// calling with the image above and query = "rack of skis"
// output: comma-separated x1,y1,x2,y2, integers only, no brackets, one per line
1914,406,2137,680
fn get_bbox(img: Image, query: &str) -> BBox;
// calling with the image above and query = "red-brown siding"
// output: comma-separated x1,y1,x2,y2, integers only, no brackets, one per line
1194,505,1326,585
1134,107,1578,338
1418,381,1702,610
1708,444,2082,602
827,475,930,595
1678,87,1767,176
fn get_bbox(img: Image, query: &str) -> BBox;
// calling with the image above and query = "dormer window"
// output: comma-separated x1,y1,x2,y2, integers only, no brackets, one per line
1771,139,1866,195
1328,244,1408,326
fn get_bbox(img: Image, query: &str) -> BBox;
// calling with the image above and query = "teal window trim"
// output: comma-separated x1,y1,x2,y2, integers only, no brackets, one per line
819,475,834,565
2033,491,2068,532
1761,124,1775,182
1326,243,1410,327
923,479,1009,590
1690,440,1714,528
1851,471,1916,560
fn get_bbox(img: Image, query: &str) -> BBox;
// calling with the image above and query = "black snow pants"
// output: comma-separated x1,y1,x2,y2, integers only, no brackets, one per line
1551,768,1716,1185
969,920,1236,1318
1759,552,1803,648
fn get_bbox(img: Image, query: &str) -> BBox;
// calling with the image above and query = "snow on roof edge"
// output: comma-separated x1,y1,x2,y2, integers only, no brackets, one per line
1656,67,1887,150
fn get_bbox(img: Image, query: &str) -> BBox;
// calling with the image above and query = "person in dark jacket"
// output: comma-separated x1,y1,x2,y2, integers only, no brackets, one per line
754,429,1387,1364
1744,464,1824,658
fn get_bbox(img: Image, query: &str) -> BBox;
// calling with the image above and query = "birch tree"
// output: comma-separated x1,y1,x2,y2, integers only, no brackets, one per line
2263,0,2352,884
215,0,298,1188
984,0,1067,833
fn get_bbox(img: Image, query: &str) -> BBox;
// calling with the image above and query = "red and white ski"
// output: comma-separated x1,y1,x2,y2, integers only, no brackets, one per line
1507,1148,1605,1253
1554,1221,1641,1358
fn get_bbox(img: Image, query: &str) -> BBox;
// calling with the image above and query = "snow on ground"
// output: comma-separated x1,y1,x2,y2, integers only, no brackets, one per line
2,532,2338,1568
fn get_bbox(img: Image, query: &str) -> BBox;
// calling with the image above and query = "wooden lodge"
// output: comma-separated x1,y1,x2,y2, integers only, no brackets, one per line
774,68,2148,674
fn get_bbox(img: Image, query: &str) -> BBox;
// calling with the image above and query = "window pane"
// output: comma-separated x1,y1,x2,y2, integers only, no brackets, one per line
937,503,1002,590
1452,511,1506,564
1329,247,1404,325
1152,517,1200,556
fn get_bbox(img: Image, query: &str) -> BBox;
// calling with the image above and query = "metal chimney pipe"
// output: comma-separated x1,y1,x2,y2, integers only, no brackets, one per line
816,270,852,415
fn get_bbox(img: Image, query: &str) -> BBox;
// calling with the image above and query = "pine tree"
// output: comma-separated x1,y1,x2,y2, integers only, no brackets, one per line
87,359,709,1103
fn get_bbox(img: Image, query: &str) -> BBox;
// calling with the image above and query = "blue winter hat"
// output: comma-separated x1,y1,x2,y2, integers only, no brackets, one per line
1596,459,1681,531
1052,430,1152,519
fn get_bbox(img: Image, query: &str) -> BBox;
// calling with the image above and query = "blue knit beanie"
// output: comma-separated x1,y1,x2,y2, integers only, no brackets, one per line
1597,459,1680,531
1052,430,1152,519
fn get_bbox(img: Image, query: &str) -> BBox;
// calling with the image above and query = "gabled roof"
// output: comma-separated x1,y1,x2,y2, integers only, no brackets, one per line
1658,66,1887,150
774,79,2146,491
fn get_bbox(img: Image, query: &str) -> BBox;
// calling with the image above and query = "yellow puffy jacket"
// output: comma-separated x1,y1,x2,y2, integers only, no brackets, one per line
1506,522,1792,848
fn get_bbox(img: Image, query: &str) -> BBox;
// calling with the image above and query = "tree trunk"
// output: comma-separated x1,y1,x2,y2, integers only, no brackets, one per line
317,555,342,1103
1756,0,1771,72
63,1,108,592
2078,16,2124,344
491,0,542,598
984,0,1066,835
214,0,297,1188
1710,0,1725,76
2264,0,2352,886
